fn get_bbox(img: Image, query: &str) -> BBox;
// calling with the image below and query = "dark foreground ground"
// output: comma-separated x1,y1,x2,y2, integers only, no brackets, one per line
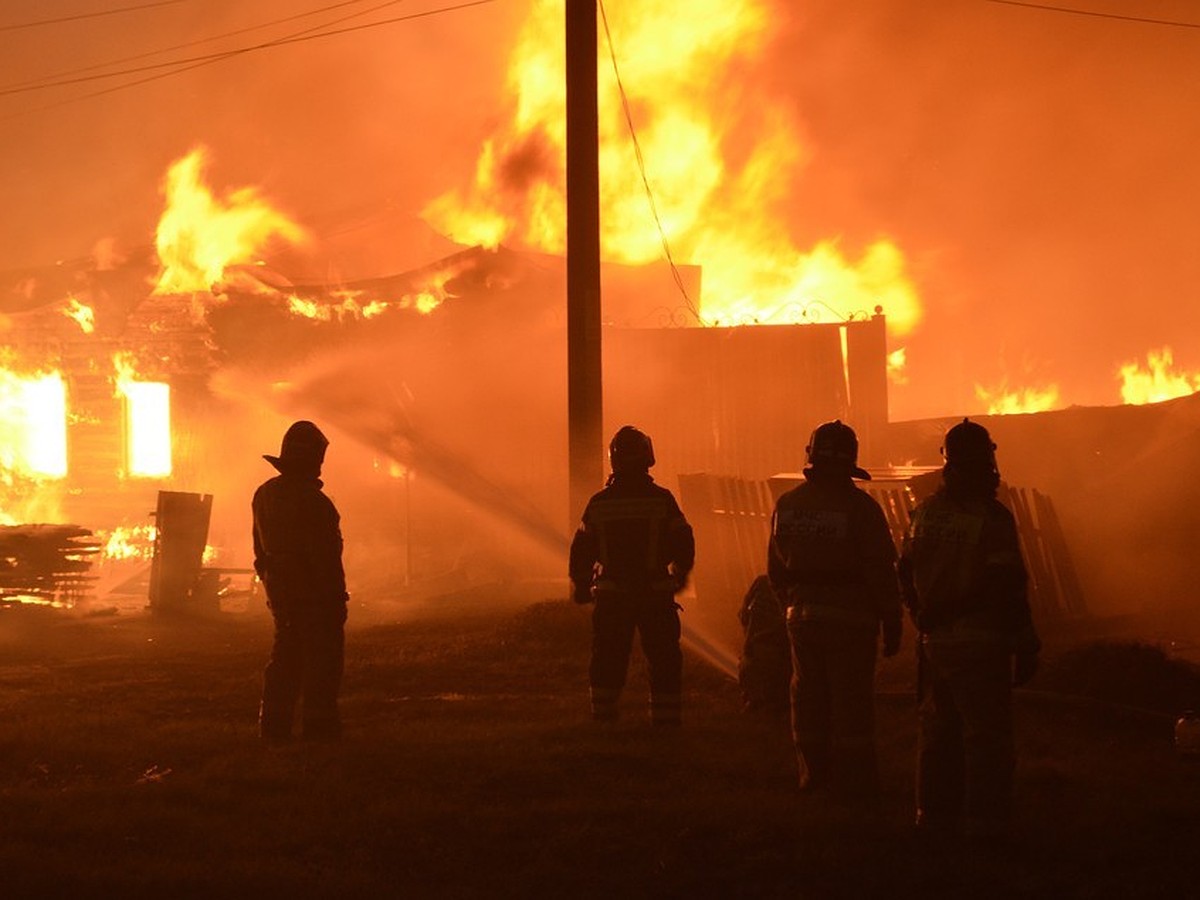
1,596,1198,899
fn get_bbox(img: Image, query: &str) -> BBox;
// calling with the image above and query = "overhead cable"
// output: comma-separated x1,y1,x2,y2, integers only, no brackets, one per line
2,0,495,119
2,0,386,91
598,0,702,325
986,0,1200,30
2,0,417,97
0,0,187,32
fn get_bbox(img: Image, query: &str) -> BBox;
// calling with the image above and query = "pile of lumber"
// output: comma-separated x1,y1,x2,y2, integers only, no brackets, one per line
0,525,100,608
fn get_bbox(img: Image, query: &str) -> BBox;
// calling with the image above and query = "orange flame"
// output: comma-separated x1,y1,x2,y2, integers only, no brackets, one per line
1119,347,1200,405
424,0,921,333
975,382,1061,416
284,284,445,322
102,524,157,561
100,523,216,564
153,147,307,295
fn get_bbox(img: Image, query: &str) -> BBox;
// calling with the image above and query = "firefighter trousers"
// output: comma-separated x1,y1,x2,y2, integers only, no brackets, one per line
916,639,1015,832
260,601,346,741
589,591,682,724
787,617,880,794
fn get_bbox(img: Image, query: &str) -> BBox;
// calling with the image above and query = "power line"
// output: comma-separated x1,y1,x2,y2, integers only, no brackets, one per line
598,0,702,325
985,0,1200,30
2,0,412,97
2,0,496,118
0,0,187,32
2,0,384,91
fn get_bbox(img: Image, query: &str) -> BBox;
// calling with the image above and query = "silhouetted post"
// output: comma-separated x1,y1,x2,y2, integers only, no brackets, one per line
566,0,603,524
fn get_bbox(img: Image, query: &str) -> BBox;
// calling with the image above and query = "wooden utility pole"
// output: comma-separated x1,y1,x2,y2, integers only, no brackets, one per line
565,0,604,524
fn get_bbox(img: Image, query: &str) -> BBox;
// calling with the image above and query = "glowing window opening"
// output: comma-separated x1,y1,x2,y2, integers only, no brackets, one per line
121,381,172,478
0,372,68,479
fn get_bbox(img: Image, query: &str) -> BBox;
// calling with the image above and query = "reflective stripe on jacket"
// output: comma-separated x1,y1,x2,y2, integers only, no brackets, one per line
569,474,694,594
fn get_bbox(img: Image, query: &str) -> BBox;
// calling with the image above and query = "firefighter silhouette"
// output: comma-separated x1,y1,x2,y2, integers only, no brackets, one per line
253,420,349,742
899,418,1040,836
737,575,791,716
569,426,695,725
768,420,902,794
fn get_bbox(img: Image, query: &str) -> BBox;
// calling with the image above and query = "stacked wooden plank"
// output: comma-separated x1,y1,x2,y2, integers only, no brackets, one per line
0,524,100,608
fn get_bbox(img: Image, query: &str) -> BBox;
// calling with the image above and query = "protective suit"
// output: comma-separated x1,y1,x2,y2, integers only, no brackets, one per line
767,421,902,794
899,418,1040,835
569,426,695,725
253,420,349,742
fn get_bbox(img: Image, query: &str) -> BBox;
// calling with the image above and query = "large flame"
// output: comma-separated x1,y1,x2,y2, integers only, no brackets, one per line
423,0,921,333
113,353,171,478
154,147,307,295
1119,347,1200,405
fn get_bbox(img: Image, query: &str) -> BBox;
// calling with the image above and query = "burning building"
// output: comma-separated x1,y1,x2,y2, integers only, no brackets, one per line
2,0,1197,646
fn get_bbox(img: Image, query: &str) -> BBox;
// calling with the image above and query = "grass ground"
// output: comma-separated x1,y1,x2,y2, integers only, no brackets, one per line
1,596,1198,899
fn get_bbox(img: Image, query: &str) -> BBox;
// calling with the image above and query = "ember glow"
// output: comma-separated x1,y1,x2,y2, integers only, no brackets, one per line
153,147,307,295
0,368,68,480
976,383,1062,416
285,282,445,322
1119,347,1200,406
424,0,921,333
102,524,157,561
112,354,171,478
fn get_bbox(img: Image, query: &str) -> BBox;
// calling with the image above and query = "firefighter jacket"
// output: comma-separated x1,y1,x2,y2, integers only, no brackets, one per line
252,473,348,613
767,475,901,641
569,473,695,598
899,486,1039,653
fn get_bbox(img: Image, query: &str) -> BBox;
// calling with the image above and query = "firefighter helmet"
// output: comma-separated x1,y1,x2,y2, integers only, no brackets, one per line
805,420,871,480
942,418,996,469
264,420,329,473
609,425,655,474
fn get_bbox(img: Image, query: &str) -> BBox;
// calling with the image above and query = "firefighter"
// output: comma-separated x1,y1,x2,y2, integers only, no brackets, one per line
899,418,1040,837
737,575,791,716
569,426,695,725
253,420,349,742
767,420,902,795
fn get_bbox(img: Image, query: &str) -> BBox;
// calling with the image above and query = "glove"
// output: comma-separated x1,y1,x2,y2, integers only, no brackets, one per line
1013,650,1039,687
570,581,593,605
